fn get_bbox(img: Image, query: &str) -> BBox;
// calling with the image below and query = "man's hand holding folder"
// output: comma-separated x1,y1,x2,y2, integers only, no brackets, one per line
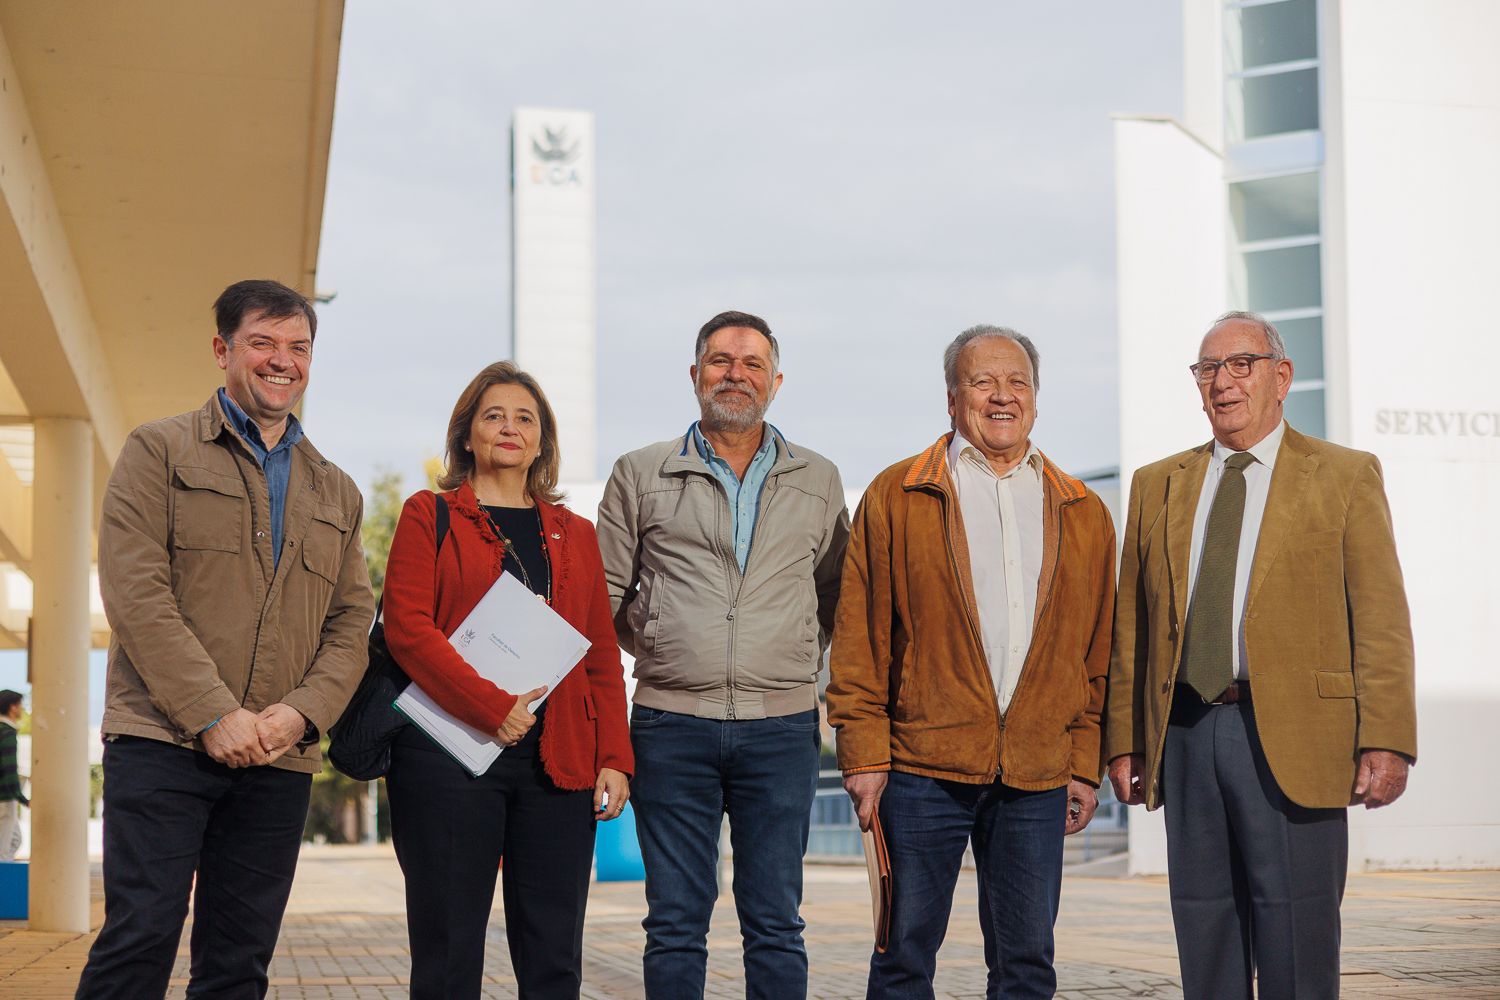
844,771,888,832
847,770,892,953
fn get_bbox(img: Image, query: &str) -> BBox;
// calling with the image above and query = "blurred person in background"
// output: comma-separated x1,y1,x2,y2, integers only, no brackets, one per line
381,361,633,1000
0,689,27,860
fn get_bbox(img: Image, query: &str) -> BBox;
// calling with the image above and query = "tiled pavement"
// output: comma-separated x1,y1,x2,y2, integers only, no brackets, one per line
1,847,1497,998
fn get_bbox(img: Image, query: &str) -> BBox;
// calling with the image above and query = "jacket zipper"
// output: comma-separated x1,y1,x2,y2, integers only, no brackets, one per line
694,443,787,721
720,473,780,722
713,480,739,721
996,495,1085,780
936,488,1001,775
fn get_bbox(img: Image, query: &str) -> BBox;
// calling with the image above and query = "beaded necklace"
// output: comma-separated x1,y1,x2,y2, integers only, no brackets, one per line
480,504,553,606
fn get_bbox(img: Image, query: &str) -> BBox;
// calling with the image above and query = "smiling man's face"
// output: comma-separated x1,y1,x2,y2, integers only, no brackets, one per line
948,335,1037,475
691,326,782,433
214,309,313,436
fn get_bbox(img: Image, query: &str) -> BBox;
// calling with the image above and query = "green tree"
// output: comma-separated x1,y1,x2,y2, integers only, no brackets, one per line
362,467,406,594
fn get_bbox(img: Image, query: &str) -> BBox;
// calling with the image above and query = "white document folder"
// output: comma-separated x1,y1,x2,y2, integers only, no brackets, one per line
394,571,592,776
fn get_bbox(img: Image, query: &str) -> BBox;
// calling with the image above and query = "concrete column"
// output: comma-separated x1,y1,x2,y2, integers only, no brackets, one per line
28,418,92,933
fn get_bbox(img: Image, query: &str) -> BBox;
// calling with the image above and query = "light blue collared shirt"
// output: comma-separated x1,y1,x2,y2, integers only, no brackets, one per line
217,388,303,568
692,422,777,572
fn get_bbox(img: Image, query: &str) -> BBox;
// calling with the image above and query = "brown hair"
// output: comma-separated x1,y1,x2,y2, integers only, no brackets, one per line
213,279,317,342
437,361,564,503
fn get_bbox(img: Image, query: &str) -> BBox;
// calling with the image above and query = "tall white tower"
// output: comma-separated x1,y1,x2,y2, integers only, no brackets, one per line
511,107,596,483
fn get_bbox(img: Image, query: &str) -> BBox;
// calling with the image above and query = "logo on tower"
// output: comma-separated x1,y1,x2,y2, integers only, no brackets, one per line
529,125,583,187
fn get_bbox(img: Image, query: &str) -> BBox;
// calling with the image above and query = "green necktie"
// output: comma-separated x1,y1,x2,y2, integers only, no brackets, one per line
1179,451,1255,702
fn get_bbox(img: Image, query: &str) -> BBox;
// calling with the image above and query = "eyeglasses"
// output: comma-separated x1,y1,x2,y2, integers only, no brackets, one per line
1189,353,1279,383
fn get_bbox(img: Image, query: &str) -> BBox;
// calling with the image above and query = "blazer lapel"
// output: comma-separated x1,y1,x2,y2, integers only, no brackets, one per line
1247,428,1318,608
1165,447,1212,627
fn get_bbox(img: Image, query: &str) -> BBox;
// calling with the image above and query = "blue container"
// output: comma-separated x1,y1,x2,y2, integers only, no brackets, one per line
0,861,27,919
593,801,645,882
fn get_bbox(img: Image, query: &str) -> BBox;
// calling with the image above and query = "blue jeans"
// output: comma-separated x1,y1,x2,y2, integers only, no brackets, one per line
630,706,820,1000
870,771,1067,1000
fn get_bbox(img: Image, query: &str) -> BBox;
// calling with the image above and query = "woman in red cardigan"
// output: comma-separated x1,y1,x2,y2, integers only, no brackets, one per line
381,361,633,1000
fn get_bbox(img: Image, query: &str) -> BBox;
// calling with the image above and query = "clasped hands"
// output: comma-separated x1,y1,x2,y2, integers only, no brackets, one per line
201,703,308,768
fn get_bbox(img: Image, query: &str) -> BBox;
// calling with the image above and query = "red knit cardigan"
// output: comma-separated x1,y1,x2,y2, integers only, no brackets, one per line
381,482,633,790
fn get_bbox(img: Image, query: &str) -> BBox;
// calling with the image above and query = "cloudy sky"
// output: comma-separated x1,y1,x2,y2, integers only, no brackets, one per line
306,1,1182,496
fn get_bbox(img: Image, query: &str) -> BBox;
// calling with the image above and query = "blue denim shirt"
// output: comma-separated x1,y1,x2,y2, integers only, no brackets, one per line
217,388,303,568
692,421,777,572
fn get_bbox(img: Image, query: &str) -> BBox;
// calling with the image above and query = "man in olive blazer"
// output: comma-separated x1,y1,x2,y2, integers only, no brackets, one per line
1104,311,1416,1000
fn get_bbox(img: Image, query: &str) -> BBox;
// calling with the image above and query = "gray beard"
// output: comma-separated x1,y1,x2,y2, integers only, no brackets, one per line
698,381,767,433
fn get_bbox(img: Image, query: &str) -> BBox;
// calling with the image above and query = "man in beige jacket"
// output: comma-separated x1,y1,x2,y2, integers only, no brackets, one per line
1105,311,1417,1000
75,280,373,1000
597,310,848,1000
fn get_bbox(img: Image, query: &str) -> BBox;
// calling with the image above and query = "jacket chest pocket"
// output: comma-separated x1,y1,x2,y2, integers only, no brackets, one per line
302,505,349,584
172,466,246,552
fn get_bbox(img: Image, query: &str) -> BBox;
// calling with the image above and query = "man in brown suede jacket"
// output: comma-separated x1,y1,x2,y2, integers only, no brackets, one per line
827,325,1115,999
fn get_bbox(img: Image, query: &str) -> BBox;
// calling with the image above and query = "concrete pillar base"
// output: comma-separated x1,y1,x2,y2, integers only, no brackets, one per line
28,417,92,933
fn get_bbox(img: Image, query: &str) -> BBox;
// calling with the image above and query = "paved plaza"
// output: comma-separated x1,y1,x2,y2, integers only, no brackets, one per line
1,847,1497,999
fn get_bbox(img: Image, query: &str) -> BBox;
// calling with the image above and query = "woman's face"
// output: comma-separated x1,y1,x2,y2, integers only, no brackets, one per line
466,382,543,480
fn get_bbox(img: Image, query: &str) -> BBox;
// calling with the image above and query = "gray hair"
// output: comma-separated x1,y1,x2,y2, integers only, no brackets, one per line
694,310,780,375
1211,310,1287,359
942,325,1040,392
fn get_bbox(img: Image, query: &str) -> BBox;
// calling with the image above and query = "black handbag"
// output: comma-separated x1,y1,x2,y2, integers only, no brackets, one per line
327,494,450,780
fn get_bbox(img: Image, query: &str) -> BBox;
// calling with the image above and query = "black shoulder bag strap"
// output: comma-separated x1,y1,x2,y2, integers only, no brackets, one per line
327,491,452,780
372,490,450,624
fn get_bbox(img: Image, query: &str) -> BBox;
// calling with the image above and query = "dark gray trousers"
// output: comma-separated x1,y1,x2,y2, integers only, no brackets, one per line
1163,696,1347,1000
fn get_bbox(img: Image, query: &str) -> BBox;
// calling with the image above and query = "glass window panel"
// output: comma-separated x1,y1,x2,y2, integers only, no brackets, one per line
1238,0,1317,69
1283,386,1325,437
1237,68,1319,139
1273,314,1323,381
1231,172,1320,243
1244,244,1321,313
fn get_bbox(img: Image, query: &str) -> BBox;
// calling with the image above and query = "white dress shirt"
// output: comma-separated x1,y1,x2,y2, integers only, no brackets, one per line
1186,420,1286,681
947,433,1044,713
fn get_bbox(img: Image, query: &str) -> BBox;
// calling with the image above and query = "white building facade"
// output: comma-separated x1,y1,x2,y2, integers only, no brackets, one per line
1114,0,1500,872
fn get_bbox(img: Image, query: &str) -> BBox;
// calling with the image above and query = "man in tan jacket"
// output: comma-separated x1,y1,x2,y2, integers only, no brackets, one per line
828,325,1115,999
75,280,373,1000
1105,311,1417,1000
597,310,849,1000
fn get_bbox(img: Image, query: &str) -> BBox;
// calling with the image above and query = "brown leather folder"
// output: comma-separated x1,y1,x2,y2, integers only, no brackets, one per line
861,815,892,953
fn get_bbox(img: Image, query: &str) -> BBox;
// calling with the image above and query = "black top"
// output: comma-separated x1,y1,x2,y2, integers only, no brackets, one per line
482,504,552,757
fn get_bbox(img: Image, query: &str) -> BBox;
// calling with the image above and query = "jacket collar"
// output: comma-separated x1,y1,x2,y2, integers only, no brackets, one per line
659,422,807,479
197,392,331,479
903,432,1087,503
199,392,229,442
